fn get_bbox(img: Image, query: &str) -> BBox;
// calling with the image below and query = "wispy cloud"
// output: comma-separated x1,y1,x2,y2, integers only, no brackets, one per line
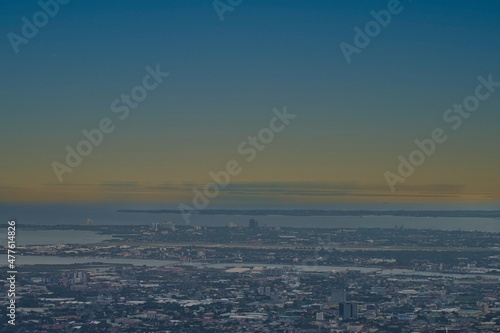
0,181,492,204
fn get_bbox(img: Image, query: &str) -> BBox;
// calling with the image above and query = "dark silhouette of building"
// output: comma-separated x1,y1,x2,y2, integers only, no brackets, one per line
248,219,259,230
339,302,358,319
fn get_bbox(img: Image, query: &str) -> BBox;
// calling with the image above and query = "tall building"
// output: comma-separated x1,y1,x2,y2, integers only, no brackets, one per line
339,302,358,319
248,219,259,230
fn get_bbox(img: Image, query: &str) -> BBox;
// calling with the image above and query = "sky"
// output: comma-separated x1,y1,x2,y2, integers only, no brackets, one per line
0,0,499,207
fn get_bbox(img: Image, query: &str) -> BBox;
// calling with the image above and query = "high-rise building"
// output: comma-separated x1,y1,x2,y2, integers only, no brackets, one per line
339,302,358,319
248,219,259,230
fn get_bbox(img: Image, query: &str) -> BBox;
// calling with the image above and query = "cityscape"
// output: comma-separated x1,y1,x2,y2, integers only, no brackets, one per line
2,218,500,332
2,0,500,332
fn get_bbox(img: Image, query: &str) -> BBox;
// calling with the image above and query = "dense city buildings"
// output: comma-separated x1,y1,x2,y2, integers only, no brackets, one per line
2,221,500,332
340,302,358,320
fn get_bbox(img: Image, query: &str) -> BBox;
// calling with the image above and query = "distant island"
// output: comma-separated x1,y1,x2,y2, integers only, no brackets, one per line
117,209,500,218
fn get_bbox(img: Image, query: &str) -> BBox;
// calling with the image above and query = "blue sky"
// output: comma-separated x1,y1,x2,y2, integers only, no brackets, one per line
0,0,499,205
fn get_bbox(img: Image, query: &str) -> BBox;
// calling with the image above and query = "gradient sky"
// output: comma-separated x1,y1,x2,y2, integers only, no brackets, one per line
1,0,499,206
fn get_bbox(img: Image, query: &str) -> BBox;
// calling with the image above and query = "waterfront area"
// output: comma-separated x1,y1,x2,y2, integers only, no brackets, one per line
2,221,500,332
